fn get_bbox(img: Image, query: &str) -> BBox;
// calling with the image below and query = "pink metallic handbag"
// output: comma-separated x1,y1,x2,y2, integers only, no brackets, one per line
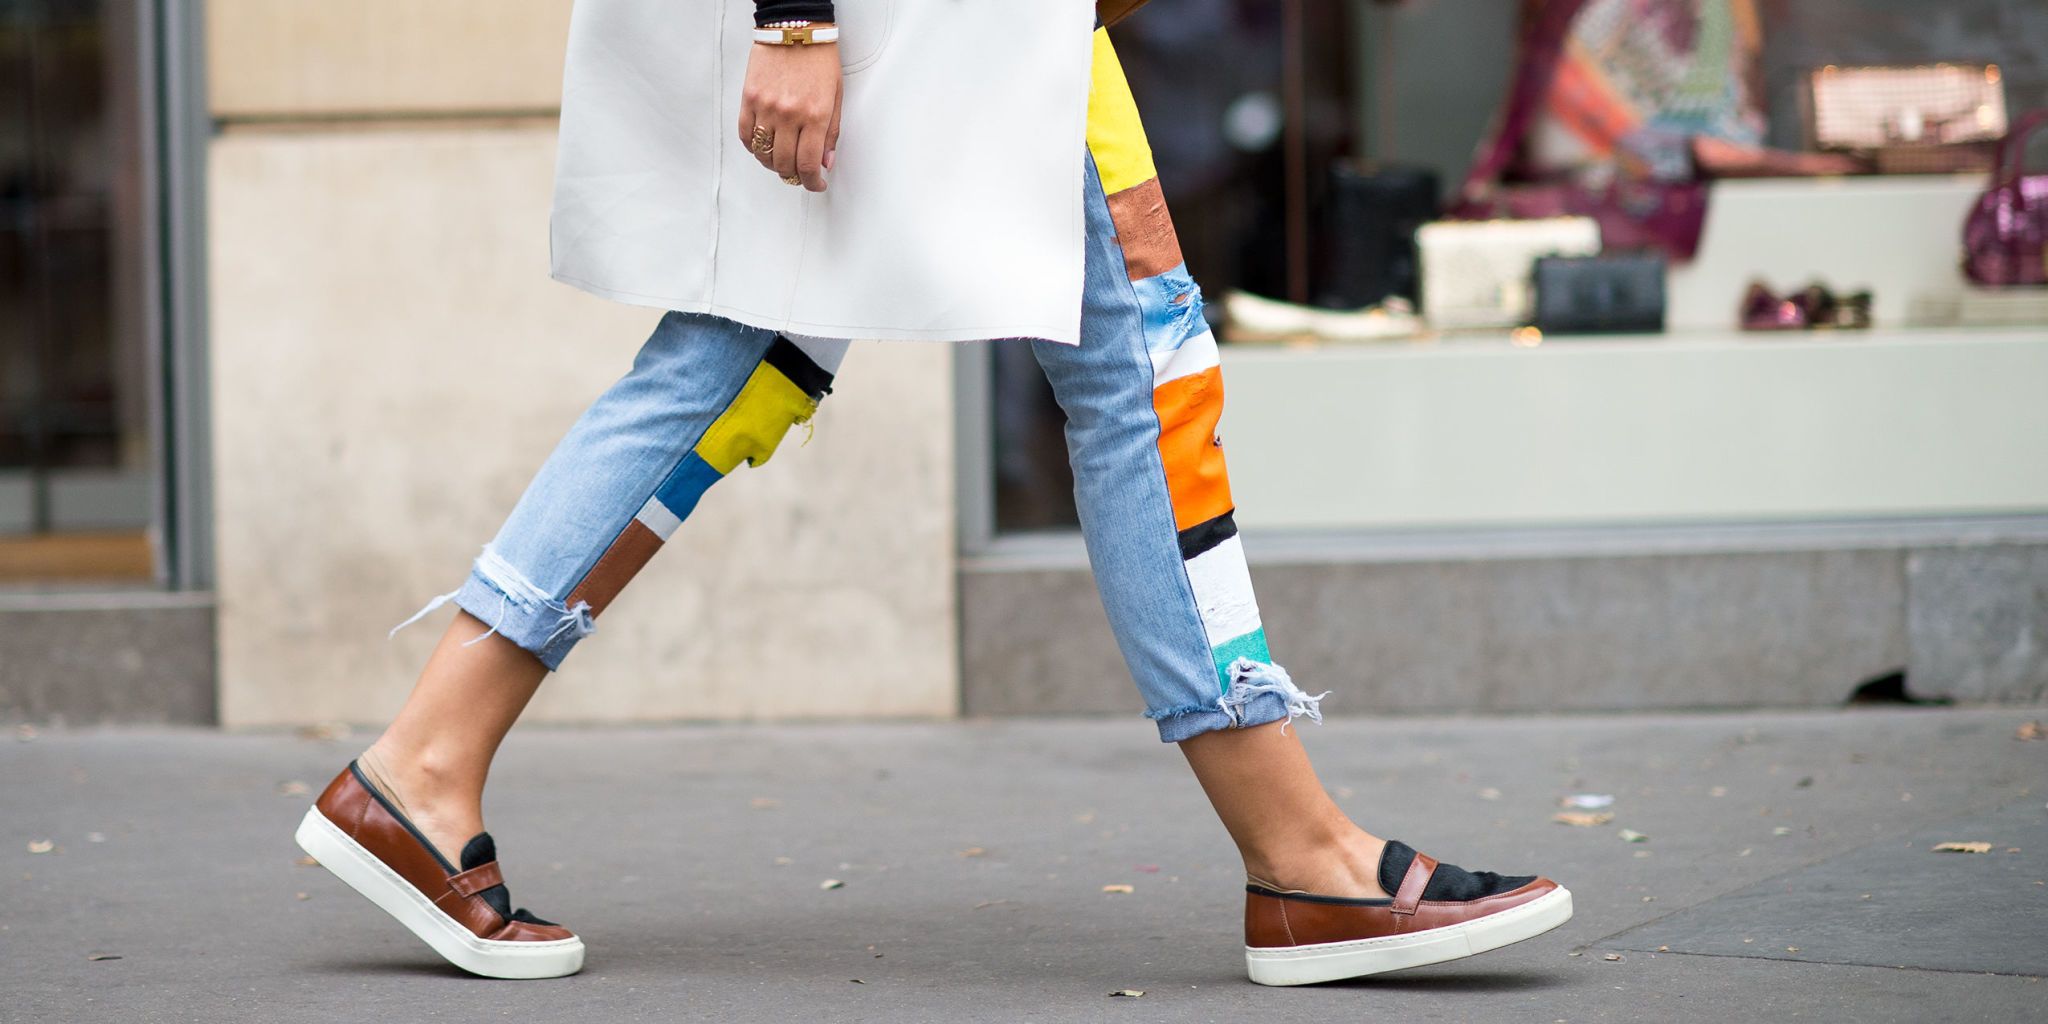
1963,109,2048,287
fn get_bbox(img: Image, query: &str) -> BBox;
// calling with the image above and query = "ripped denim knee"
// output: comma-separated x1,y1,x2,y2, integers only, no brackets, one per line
1146,658,1330,743
390,545,596,671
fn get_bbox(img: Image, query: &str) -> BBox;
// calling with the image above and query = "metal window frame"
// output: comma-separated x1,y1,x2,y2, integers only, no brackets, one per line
143,0,212,590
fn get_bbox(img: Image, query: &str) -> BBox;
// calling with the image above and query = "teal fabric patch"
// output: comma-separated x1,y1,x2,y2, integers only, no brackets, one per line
1211,628,1271,694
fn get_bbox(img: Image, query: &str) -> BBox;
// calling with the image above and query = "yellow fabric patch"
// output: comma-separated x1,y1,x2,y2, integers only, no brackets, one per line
1085,28,1156,197
693,364,818,475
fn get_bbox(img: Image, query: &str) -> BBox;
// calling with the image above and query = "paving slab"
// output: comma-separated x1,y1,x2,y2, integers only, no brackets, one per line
1,707,2042,1023
1602,796,2048,976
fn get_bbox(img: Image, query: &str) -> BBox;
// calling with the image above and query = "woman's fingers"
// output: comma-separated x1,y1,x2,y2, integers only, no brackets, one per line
739,43,840,187
795,122,829,192
825,88,842,173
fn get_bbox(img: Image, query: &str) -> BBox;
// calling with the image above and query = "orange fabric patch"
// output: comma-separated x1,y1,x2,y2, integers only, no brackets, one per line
1106,178,1184,281
1152,365,1234,531
567,519,663,617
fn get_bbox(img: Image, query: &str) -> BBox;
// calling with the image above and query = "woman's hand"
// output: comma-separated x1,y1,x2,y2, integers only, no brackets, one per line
738,41,842,193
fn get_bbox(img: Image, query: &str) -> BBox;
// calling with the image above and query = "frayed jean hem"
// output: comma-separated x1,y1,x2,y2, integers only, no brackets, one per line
448,571,586,671
1147,659,1330,743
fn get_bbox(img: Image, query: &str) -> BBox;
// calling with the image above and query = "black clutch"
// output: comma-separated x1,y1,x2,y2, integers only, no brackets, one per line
1531,254,1667,335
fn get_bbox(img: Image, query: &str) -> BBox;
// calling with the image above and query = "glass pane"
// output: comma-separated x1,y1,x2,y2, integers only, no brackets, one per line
0,0,156,585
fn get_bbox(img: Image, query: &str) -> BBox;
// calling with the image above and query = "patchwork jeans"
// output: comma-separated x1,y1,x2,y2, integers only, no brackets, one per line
402,30,1326,742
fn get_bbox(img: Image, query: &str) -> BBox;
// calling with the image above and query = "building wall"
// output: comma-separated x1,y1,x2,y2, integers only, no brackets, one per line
206,4,959,726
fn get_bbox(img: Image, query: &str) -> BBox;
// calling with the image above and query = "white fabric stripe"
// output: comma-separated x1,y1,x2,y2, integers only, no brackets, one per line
1149,328,1220,388
1183,533,1263,650
634,495,683,542
782,333,853,376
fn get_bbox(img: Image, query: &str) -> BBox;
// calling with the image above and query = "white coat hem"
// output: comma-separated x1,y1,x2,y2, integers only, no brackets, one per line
551,271,1084,346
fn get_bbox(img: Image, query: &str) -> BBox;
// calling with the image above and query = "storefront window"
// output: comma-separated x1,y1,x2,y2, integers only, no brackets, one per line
987,0,2048,541
1,0,158,584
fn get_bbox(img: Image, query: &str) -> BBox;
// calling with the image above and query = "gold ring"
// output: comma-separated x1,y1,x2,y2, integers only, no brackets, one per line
751,125,775,155
781,175,803,186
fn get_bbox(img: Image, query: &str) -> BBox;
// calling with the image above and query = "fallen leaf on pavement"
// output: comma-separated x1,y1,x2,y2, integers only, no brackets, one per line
849,979,865,984
958,847,986,858
1134,864,1160,874
1932,841,1993,854
820,879,846,890
1478,787,1502,801
1709,786,1728,797
294,723,349,741
1108,989,1145,998
1553,811,1614,827
276,780,310,797
86,953,121,961
1618,829,1649,843
1786,946,1800,953
1603,953,1623,962
1561,794,1615,810
1657,945,1670,952
295,892,310,901
1102,884,1135,894
27,840,53,854
1772,827,1793,836
749,797,780,810
2016,721,2042,741
296,855,319,867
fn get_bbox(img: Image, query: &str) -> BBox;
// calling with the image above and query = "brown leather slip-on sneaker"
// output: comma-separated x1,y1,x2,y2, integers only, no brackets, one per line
1244,840,1572,985
294,762,584,979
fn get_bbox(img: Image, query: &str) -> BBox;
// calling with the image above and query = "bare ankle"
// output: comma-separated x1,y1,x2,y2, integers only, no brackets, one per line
357,742,486,865
1247,829,1390,899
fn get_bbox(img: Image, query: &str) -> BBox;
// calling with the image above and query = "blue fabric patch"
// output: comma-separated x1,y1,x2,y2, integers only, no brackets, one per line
1211,628,1271,694
1129,263,1209,355
653,452,723,524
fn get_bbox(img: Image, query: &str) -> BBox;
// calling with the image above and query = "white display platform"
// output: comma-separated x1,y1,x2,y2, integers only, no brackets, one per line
1220,327,2048,532
1668,175,1985,331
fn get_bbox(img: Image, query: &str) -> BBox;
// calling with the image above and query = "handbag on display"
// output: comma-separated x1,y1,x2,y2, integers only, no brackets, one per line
1317,162,1440,309
1416,216,1601,329
1807,64,2009,174
1531,254,1667,334
1962,108,2048,288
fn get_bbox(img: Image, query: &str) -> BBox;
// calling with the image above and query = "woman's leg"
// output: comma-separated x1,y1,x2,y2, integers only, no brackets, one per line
362,314,849,861
1031,30,1387,898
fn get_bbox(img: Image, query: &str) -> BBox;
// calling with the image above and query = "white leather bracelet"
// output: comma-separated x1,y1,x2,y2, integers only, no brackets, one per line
753,23,839,45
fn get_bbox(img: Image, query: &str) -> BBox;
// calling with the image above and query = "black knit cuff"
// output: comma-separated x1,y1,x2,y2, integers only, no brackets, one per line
755,1,836,28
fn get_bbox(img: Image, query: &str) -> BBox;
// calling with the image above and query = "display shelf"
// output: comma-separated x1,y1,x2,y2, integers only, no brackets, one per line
1216,325,2048,532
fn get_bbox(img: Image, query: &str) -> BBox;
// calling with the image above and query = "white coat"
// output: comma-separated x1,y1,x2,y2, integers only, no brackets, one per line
549,0,1100,344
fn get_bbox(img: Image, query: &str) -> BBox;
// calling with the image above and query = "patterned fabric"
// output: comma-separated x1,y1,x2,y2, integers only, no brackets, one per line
1084,29,1269,692
563,337,838,620
1526,0,1766,177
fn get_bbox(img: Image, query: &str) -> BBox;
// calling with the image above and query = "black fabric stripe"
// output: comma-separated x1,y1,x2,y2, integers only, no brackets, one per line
764,335,835,400
1245,883,1394,908
1176,510,1238,561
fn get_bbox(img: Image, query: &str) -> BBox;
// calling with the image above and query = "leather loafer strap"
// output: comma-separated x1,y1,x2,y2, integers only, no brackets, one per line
447,861,505,898
1391,851,1439,916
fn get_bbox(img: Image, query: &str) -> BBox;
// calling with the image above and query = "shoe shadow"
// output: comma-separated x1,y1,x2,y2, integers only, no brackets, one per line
1311,969,1568,992
298,956,480,981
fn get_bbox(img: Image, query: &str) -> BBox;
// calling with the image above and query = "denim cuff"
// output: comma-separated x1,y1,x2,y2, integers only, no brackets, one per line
451,570,589,671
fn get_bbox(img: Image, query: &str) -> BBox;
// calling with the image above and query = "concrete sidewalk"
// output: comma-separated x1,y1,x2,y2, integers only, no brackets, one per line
3,707,2043,1023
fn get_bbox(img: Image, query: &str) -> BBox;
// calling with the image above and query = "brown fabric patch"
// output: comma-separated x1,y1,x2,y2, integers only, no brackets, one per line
566,519,662,617
1105,177,1183,281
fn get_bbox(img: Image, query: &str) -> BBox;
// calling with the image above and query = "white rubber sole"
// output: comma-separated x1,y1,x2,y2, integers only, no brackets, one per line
295,806,585,979
1245,886,1573,986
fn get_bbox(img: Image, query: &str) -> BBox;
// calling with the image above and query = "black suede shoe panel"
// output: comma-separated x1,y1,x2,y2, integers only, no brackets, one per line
1378,840,1539,902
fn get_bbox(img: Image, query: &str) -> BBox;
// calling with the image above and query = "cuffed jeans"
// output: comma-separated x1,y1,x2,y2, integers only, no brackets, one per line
398,31,1326,742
